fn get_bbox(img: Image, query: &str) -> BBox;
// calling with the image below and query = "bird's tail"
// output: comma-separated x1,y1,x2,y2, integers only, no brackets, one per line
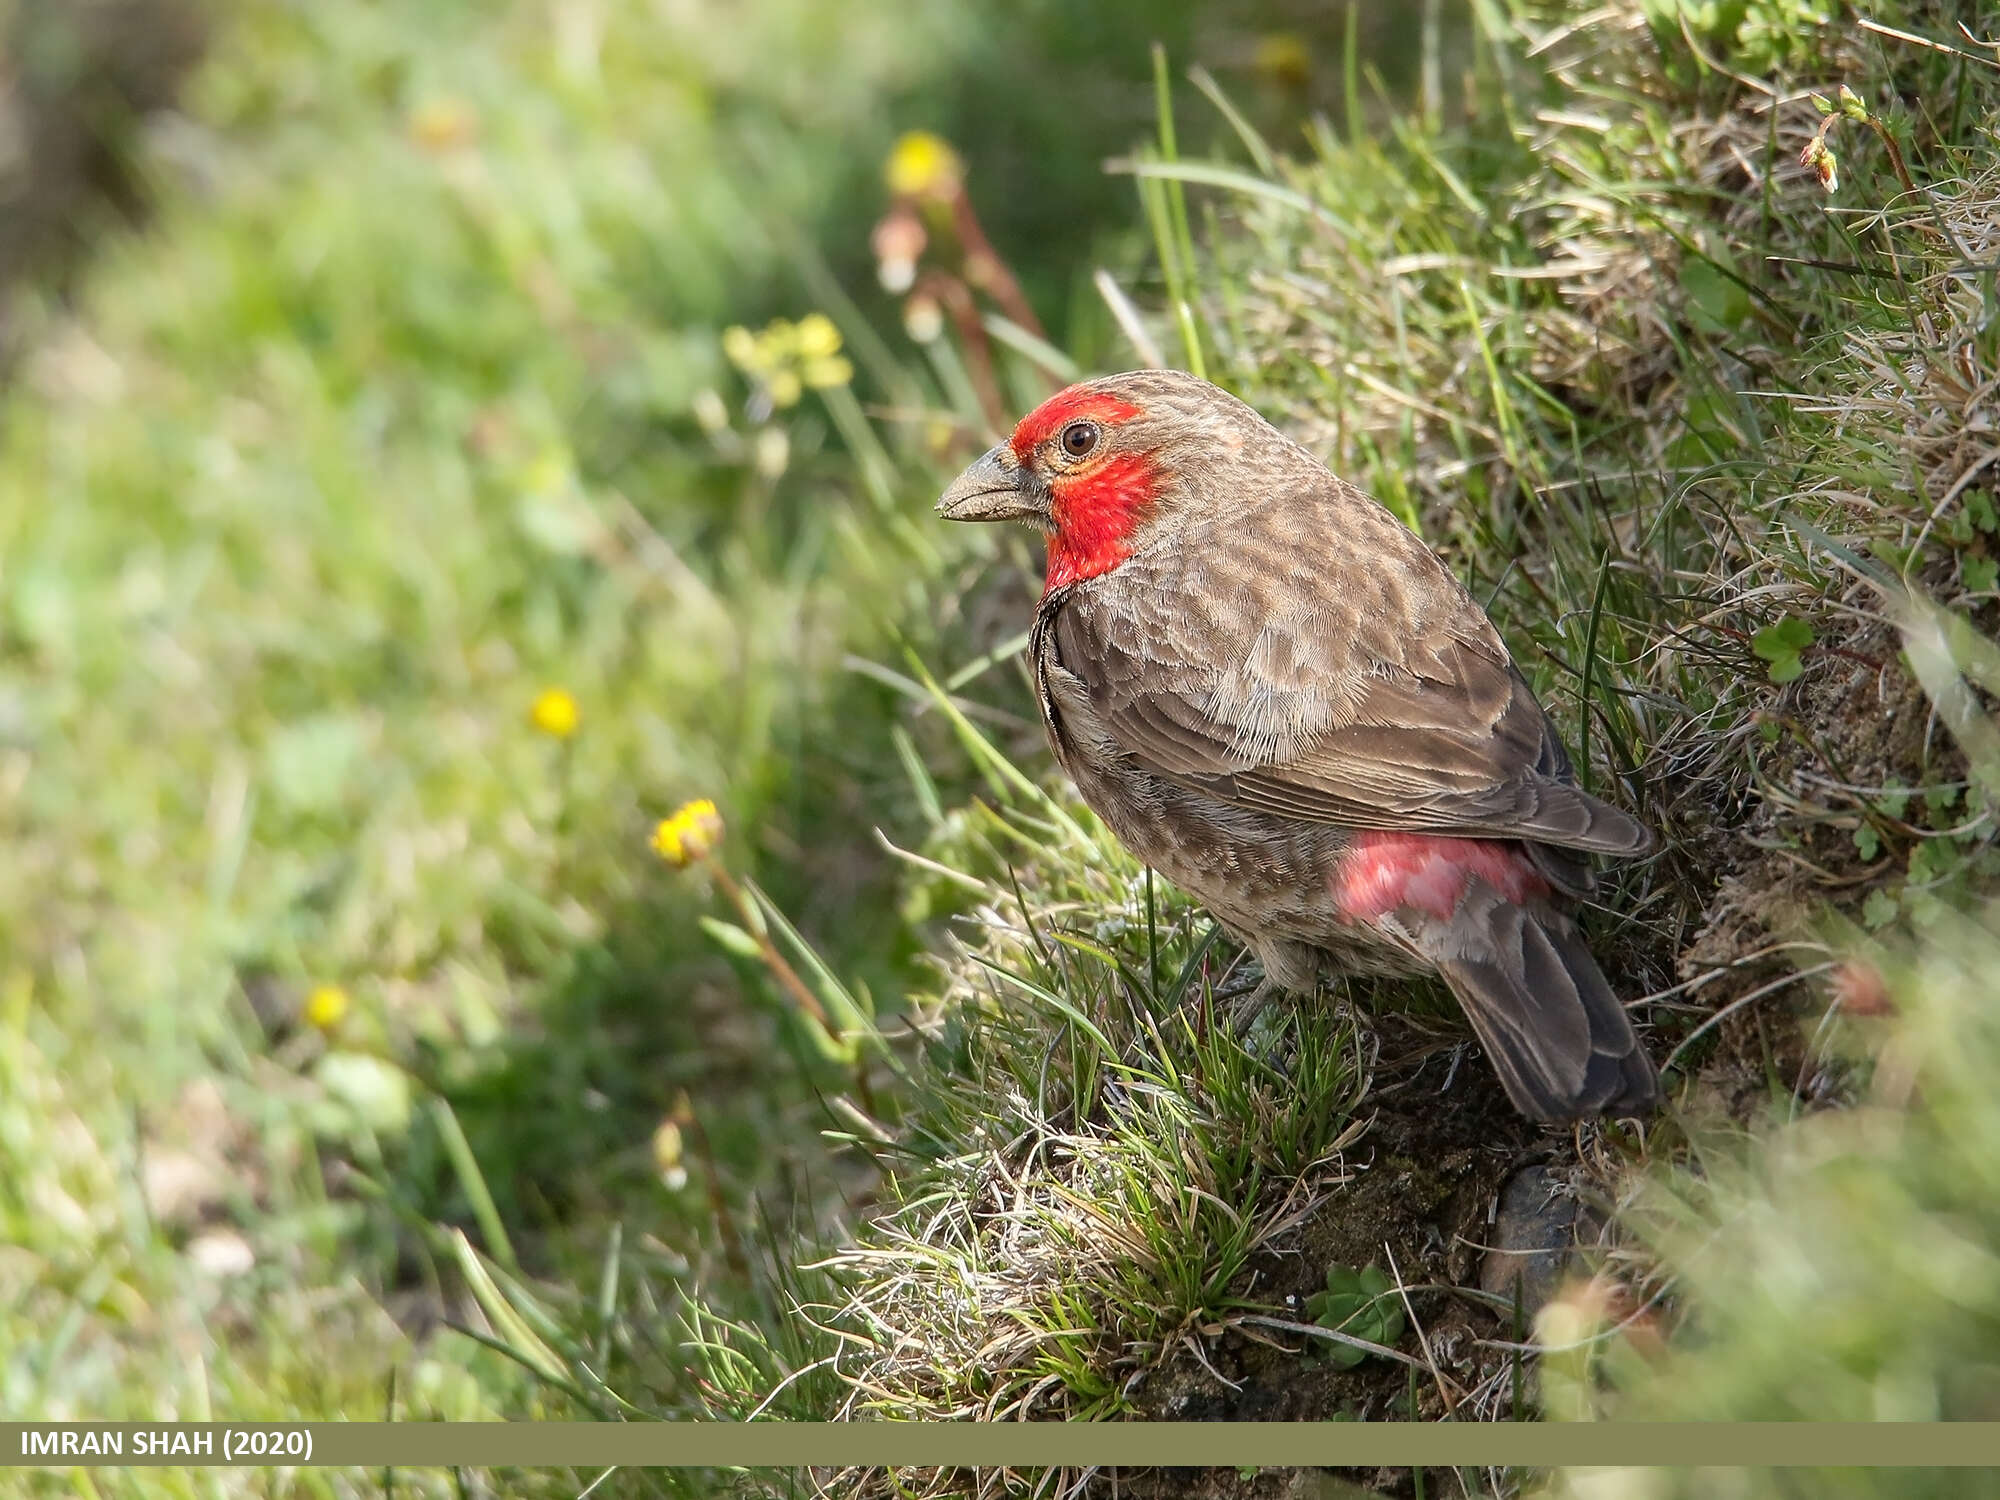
1417,882,1659,1122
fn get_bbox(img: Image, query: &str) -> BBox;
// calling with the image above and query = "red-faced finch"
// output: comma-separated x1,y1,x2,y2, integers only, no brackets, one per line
937,370,1659,1122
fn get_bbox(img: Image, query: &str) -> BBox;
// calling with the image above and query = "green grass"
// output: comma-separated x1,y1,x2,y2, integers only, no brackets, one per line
826,723,1374,1426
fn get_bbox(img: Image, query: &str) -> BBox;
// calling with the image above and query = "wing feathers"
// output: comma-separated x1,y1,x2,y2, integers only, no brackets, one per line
1051,478,1653,859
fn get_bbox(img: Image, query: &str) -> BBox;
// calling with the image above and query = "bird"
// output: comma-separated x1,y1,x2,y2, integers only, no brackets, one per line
935,368,1659,1123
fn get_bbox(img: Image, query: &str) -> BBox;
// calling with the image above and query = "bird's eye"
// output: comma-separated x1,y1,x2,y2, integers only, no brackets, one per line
1060,421,1100,459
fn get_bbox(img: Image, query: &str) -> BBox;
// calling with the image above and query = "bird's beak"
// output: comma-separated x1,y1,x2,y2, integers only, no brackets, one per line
935,446,1045,525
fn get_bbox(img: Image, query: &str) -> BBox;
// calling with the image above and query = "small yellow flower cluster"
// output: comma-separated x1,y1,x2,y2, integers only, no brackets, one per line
721,313,852,409
885,131,963,202
529,686,579,739
651,798,724,868
305,984,350,1032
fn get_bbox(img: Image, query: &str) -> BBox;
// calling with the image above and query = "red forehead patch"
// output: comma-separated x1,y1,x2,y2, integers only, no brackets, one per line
1010,387,1143,461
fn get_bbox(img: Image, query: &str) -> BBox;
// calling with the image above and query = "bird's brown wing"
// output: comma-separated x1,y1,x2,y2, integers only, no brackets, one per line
1048,478,1653,859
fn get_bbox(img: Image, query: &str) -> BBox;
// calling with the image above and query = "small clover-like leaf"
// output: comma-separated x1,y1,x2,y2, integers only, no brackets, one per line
1963,556,1998,594
1854,824,1881,862
1906,888,1947,928
1752,617,1815,684
1756,617,1814,654
1908,840,1945,884
1926,783,1963,825
1862,887,1899,930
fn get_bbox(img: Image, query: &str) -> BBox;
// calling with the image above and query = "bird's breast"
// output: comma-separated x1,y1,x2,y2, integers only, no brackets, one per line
1033,638,1334,918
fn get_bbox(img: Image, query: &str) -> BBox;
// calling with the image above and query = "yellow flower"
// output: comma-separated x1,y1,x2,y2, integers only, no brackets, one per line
529,687,580,739
305,984,350,1032
885,131,963,200
651,798,723,868
759,318,798,363
794,312,842,360
801,354,853,390
721,325,760,371
727,314,846,406
766,368,803,409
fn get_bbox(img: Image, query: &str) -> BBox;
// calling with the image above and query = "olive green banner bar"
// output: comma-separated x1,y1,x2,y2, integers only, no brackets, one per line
4,1423,2000,1469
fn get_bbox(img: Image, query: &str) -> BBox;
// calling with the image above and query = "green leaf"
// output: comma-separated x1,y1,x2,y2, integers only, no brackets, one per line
1307,1263,1407,1368
1752,617,1815,684
699,916,764,961
1963,556,1998,594
1909,840,1948,883
1854,824,1881,862
1680,257,1751,333
1753,617,1815,656
1862,888,1899,930
1907,889,1948,928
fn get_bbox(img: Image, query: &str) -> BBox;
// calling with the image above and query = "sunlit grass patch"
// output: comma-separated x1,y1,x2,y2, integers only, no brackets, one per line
828,778,1372,1424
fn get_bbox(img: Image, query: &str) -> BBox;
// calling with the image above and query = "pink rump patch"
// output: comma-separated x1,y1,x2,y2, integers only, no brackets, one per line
1333,831,1548,924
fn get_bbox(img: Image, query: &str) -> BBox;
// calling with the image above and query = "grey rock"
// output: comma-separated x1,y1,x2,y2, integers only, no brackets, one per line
1477,1165,1597,1318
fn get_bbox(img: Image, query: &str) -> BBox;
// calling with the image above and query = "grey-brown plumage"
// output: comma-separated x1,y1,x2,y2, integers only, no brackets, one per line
938,369,1658,1122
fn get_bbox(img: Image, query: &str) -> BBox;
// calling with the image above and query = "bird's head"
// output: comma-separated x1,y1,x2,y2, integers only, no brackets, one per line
935,369,1279,593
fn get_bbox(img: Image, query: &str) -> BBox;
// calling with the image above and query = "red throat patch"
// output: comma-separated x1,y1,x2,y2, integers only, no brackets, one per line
1010,387,1155,593
1043,453,1159,591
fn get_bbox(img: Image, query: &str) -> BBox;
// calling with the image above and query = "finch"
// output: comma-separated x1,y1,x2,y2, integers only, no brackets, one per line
936,369,1658,1122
